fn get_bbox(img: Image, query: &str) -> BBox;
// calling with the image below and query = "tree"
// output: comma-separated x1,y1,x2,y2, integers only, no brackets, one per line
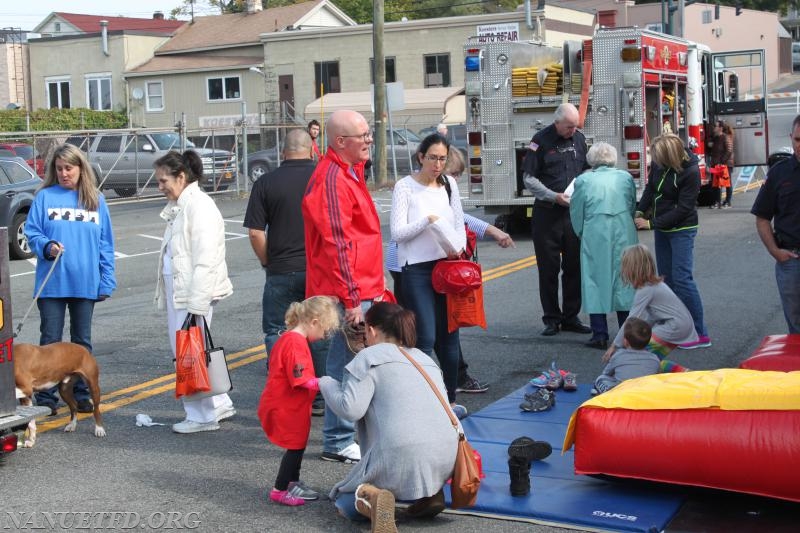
170,0,523,24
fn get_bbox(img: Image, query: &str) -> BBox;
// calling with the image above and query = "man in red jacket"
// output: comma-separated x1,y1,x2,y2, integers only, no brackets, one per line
302,109,384,463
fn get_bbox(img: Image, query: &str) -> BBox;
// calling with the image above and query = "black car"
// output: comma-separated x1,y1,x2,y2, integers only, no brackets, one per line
0,156,43,259
242,147,280,183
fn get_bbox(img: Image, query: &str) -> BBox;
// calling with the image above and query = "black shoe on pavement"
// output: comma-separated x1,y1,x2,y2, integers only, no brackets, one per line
456,376,489,393
561,320,592,334
540,323,559,336
311,398,325,416
584,338,609,350
76,400,94,413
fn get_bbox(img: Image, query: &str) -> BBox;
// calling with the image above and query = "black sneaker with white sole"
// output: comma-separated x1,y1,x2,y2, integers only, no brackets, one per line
456,376,489,393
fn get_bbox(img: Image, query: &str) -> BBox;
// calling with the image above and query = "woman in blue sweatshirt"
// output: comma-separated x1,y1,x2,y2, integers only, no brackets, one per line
25,143,116,415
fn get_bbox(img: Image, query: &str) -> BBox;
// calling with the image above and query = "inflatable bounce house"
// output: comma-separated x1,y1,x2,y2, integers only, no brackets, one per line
563,335,800,503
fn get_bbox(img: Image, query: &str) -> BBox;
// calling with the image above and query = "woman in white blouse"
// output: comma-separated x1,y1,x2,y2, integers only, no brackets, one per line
390,133,467,416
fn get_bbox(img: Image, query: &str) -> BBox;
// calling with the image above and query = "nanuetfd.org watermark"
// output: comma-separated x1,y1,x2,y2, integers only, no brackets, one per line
2,512,201,530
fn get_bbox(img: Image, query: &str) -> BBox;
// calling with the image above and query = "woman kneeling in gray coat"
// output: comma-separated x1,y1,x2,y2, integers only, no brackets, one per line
319,302,460,531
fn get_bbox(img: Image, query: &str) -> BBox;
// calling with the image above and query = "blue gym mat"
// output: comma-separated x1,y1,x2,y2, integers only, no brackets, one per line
442,384,686,532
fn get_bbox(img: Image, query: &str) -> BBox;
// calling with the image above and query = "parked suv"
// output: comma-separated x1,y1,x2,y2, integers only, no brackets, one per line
0,156,42,259
65,132,237,197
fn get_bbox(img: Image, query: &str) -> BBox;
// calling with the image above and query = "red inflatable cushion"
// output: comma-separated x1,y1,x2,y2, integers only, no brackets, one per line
740,334,800,371
571,407,800,502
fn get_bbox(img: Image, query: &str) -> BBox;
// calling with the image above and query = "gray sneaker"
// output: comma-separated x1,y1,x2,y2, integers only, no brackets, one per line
287,481,319,501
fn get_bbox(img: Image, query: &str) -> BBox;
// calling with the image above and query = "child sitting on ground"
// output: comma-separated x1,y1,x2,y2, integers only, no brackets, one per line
594,317,659,394
602,244,698,373
257,296,340,506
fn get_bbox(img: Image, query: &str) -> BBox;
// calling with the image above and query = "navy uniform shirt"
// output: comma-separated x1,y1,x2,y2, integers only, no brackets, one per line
521,123,589,195
751,156,800,248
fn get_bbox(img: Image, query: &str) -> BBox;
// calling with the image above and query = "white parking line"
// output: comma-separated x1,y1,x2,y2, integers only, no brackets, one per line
137,234,163,241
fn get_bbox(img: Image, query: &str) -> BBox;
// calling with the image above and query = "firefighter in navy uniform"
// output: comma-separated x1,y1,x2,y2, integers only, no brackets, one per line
522,103,592,336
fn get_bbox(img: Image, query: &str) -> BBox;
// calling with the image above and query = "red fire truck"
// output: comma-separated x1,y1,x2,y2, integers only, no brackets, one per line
462,27,769,230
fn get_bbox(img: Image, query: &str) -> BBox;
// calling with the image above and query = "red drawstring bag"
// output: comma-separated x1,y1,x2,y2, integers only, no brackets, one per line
175,314,211,398
709,164,731,188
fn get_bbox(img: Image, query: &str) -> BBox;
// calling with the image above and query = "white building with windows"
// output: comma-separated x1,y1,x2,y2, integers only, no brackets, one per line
27,12,184,112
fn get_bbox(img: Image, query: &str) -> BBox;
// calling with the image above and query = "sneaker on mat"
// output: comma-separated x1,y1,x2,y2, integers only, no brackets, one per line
172,419,220,434
270,488,304,506
456,376,489,393
545,370,567,391
678,335,712,350
451,404,469,419
321,442,361,463
520,389,555,412
214,405,236,423
529,361,558,388
287,481,319,500
562,372,577,392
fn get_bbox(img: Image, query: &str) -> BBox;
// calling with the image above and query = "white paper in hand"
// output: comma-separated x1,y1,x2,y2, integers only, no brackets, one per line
564,180,575,198
429,218,462,256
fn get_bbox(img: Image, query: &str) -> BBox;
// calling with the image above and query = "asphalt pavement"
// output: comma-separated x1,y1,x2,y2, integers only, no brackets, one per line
2,177,796,532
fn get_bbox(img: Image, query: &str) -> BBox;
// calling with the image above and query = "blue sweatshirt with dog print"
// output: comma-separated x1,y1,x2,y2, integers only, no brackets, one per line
25,185,116,299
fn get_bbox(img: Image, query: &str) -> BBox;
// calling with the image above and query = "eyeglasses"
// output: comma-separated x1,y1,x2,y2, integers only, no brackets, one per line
424,155,448,163
340,131,373,142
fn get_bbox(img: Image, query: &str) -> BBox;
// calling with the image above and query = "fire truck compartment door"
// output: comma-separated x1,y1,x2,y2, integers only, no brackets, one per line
726,113,768,167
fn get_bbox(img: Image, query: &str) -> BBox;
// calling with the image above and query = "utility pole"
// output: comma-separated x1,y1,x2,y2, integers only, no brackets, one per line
373,0,387,187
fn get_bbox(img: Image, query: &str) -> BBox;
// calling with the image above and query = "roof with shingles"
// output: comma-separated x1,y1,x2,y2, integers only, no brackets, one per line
155,0,341,54
126,54,261,76
45,12,184,34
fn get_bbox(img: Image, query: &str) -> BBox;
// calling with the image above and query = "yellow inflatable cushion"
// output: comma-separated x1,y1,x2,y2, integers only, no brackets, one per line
564,369,800,450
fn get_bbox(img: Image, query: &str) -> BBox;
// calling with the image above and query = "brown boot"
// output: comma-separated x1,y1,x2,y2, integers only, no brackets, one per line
355,483,397,533
405,489,445,519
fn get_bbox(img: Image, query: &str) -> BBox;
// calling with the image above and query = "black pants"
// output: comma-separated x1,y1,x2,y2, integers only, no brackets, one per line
391,270,470,382
531,204,582,326
274,448,305,491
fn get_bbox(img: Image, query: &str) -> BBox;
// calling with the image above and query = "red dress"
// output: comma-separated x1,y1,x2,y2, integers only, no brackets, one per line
256,331,316,449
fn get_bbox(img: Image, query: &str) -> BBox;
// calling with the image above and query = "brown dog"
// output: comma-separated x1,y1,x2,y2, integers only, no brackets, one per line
13,342,106,447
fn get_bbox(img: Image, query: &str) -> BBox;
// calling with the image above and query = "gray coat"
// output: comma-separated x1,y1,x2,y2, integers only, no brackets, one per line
319,343,459,501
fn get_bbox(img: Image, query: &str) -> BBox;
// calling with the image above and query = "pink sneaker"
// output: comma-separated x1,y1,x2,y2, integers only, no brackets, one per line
678,335,712,350
270,488,305,506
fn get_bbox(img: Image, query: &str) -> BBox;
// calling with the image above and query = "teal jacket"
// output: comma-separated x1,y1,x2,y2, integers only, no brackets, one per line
570,166,637,313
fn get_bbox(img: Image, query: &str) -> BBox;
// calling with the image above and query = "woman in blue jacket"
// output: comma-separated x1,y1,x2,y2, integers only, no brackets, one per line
25,143,116,415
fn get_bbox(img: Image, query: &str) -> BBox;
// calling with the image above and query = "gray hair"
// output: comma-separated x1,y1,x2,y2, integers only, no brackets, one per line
586,142,617,168
553,103,578,123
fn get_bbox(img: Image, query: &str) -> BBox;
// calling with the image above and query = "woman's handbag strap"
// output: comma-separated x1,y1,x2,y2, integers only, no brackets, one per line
398,346,460,431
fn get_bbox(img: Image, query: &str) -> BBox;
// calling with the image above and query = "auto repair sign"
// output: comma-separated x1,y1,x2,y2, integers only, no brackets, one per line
477,23,519,43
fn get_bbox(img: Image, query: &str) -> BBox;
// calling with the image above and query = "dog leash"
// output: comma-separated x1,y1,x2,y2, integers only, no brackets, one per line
14,248,62,338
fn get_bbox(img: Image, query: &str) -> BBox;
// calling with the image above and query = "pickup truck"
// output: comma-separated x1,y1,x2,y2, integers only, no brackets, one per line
65,132,237,197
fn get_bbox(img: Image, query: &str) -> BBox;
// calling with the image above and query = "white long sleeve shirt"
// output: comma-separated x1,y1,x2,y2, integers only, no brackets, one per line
391,175,465,267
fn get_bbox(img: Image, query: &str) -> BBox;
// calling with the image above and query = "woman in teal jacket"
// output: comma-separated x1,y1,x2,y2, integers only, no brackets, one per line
569,142,638,349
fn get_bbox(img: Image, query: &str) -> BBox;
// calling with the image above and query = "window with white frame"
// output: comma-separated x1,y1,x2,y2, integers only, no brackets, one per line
207,75,241,101
146,80,164,111
86,75,112,110
46,77,71,109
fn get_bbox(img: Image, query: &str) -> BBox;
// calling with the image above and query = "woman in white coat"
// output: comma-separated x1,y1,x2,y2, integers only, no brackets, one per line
154,150,235,434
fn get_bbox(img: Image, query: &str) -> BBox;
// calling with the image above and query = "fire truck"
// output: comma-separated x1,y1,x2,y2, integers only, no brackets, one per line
462,27,769,230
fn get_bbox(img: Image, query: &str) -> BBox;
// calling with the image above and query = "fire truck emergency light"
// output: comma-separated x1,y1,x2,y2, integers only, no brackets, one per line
624,125,643,139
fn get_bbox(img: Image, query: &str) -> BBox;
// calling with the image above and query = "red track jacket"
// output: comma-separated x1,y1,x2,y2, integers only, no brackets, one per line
302,149,384,309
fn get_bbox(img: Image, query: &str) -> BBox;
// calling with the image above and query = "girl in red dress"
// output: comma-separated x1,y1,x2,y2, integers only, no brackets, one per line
257,296,339,506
